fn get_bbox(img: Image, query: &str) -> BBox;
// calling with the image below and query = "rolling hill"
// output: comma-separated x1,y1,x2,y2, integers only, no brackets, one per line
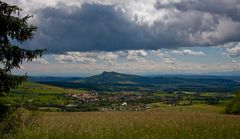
28,71,240,92
11,82,85,94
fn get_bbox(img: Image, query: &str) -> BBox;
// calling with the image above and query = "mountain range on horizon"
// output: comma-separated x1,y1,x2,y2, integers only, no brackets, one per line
26,70,240,78
28,71,240,93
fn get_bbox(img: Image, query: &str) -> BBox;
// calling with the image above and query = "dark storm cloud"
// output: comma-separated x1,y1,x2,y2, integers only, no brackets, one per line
29,4,156,53
28,2,240,53
155,0,240,21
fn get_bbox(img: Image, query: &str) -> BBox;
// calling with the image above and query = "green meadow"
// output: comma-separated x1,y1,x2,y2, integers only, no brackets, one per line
6,82,86,111
10,82,85,94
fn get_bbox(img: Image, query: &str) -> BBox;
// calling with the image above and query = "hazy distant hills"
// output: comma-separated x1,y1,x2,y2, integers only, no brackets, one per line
28,76,82,82
28,71,240,93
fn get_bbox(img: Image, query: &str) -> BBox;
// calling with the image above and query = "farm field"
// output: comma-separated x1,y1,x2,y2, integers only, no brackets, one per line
147,103,225,113
6,82,86,111
10,82,86,94
4,111,240,139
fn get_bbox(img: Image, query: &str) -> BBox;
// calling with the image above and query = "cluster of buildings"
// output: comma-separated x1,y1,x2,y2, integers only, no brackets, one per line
67,92,99,104
65,91,149,111
67,91,144,103
107,94,142,102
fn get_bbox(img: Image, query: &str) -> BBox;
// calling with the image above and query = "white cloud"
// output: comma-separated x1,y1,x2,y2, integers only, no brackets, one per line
54,55,75,63
75,57,96,64
162,57,176,64
227,47,240,57
171,49,205,56
126,50,147,61
21,55,240,76
54,52,96,64
99,52,118,65
150,49,166,57
66,52,98,58
99,52,118,61
220,42,240,57
232,60,237,63
226,43,240,57
33,58,49,64
53,50,149,64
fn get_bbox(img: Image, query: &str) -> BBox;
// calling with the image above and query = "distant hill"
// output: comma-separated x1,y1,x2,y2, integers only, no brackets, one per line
28,76,82,82
28,71,240,93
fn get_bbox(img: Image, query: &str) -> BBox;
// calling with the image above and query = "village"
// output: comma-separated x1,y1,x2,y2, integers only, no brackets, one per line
66,91,148,111
64,91,199,112
61,90,233,112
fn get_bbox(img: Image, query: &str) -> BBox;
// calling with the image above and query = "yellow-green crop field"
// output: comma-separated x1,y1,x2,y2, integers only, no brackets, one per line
148,103,226,113
4,111,240,139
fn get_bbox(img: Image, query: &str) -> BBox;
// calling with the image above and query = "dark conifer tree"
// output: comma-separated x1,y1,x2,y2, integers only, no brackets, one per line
0,1,44,119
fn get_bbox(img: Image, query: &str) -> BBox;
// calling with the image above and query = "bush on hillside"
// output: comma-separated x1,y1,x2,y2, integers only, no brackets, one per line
225,93,240,115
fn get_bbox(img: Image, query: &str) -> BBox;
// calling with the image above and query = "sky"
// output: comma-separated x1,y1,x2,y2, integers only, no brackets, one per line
4,0,240,76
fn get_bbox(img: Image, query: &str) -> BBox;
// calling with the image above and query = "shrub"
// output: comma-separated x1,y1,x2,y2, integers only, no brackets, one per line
0,107,22,135
225,93,240,115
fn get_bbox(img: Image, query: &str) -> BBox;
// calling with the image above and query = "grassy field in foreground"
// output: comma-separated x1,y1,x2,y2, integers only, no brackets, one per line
4,112,240,139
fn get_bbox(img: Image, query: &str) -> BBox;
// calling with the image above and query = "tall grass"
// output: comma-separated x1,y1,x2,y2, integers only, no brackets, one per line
4,112,240,139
